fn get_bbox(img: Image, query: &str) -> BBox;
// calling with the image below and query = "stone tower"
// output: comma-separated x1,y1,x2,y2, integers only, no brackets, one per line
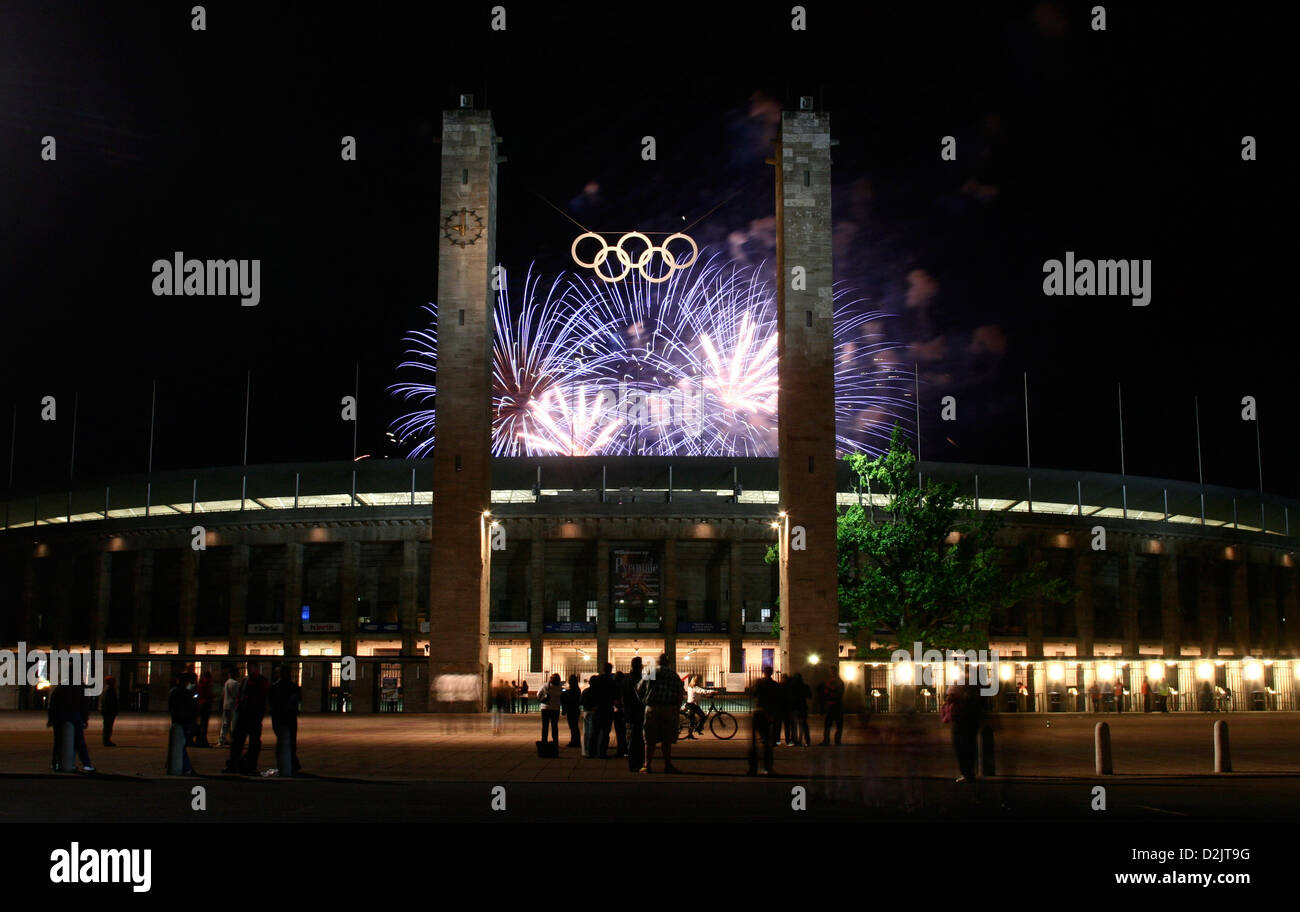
775,105,840,683
427,103,498,711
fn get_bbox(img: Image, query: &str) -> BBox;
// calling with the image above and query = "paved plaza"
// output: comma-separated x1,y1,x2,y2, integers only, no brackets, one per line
3,711,1300,821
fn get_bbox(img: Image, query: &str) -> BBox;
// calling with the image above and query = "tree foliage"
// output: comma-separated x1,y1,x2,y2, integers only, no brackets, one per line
838,425,1072,654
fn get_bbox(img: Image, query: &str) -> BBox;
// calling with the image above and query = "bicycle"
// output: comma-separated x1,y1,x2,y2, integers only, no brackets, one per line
678,696,738,740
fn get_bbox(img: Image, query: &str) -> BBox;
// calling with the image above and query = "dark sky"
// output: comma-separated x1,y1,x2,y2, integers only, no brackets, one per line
0,1,1294,496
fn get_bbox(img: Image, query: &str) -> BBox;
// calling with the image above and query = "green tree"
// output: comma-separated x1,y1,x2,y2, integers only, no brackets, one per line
838,425,1071,655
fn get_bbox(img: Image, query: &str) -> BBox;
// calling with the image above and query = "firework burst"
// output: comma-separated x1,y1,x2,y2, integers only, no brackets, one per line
389,252,914,458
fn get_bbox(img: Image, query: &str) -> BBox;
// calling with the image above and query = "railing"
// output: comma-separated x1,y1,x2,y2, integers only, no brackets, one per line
2,457,1295,537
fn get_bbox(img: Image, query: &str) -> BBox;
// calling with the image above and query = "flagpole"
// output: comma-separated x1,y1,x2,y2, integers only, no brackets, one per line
1256,401,1265,531
67,392,78,522
146,381,156,516
1194,396,1205,524
1118,382,1127,519
1023,372,1032,512
913,363,921,487
241,370,250,511
5,404,16,529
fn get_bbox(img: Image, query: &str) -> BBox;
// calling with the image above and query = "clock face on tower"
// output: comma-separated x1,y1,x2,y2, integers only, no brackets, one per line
442,207,485,246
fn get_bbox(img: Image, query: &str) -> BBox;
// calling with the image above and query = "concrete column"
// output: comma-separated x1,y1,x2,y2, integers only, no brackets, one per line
20,557,37,646
596,539,610,670
728,538,744,673
529,538,544,672
1257,564,1278,654
1074,551,1094,656
1198,557,1218,657
91,551,111,653
1231,560,1250,654
227,545,248,656
51,555,73,649
1121,552,1140,654
1283,566,1299,655
340,540,359,659
427,106,498,712
775,108,840,687
177,547,197,655
283,542,303,658
1026,547,1045,656
1158,553,1180,656
662,538,677,664
133,550,154,655
399,540,418,656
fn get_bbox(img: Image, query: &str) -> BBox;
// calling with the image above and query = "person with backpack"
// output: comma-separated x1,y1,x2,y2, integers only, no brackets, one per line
537,673,563,747
636,654,685,774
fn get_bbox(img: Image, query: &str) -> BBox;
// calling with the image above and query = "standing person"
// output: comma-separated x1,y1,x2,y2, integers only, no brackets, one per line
1113,677,1125,714
612,671,628,758
621,657,646,772
683,674,707,738
225,663,269,774
537,673,563,746
100,675,119,747
269,664,303,774
592,662,616,758
636,653,685,774
779,673,799,746
580,675,598,756
820,669,845,745
944,682,984,783
1199,679,1214,712
1158,679,1171,712
747,666,781,775
517,680,530,714
561,674,582,747
790,673,812,747
1087,680,1101,712
195,669,214,747
168,674,198,775
1140,677,1151,713
219,667,241,747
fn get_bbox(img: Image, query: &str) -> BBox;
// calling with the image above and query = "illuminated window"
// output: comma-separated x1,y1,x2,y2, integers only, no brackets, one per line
557,600,571,622
586,600,598,623
499,648,513,674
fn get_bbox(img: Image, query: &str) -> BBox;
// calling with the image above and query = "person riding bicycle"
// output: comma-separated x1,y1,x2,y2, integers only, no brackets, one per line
683,675,708,736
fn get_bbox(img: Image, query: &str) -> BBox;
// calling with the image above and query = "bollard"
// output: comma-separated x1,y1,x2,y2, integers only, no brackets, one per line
1214,719,1232,773
276,729,293,777
1094,721,1113,775
978,725,995,777
167,723,187,775
59,722,76,772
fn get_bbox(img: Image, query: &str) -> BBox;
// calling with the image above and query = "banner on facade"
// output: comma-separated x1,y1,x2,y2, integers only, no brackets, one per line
611,549,660,603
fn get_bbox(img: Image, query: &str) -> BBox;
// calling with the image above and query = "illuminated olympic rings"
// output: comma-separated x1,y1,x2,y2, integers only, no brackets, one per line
570,231,699,283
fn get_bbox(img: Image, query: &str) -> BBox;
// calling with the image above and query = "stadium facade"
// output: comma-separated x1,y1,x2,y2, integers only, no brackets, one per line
1,455,1296,714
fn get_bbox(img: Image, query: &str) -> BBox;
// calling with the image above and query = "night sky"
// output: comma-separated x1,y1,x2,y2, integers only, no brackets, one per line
1,1,1294,497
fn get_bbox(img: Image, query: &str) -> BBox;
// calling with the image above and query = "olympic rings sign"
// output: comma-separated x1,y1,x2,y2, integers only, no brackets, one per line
571,231,699,283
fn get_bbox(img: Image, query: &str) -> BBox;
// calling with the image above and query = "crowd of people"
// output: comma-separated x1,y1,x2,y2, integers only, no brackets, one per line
43,662,302,776
508,661,852,777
